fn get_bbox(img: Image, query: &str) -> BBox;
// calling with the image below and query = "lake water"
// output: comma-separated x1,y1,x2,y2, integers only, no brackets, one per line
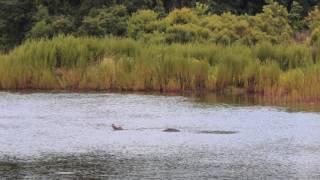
0,92,320,179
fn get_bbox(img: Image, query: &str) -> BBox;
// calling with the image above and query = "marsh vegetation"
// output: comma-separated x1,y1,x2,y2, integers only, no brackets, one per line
1,1,320,102
1,35,320,102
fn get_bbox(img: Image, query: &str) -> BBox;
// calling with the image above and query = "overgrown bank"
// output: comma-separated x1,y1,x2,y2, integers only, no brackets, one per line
0,36,320,103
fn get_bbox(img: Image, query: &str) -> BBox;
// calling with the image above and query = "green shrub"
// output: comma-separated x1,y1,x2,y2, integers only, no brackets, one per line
306,6,320,30
166,22,212,43
165,8,199,25
127,10,159,39
79,5,128,37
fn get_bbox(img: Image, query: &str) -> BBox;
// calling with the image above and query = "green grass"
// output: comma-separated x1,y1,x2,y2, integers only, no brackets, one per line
0,35,320,102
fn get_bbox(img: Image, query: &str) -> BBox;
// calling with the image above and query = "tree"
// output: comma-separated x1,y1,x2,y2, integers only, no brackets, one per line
165,8,199,25
0,0,35,51
127,10,160,39
307,6,320,44
27,5,75,39
79,5,128,36
1,0,319,51
194,2,210,16
253,2,292,43
288,0,305,31
306,6,320,30
205,0,265,15
27,20,52,39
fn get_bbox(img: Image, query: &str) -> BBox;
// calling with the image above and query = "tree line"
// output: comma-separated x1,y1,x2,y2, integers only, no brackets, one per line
0,0,319,51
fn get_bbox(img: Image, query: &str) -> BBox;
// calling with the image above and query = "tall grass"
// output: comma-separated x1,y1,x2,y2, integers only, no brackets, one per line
0,35,320,102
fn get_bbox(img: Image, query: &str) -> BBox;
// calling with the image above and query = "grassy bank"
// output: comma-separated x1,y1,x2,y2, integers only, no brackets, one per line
0,36,320,102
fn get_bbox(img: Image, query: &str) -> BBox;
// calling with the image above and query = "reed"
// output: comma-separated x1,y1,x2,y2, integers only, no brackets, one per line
0,36,320,102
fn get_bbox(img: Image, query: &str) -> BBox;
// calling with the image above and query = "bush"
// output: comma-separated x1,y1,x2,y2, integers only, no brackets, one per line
27,5,75,39
79,5,128,36
127,10,159,39
165,24,206,43
306,6,320,30
165,8,199,25
253,2,292,43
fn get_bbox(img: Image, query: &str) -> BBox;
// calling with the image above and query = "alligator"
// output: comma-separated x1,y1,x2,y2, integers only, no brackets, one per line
163,128,180,132
112,124,124,131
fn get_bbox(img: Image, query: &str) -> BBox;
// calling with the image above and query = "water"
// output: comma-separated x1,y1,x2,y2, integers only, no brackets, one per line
0,92,320,179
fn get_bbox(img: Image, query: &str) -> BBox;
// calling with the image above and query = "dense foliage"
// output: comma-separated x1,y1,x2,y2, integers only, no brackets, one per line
0,0,320,50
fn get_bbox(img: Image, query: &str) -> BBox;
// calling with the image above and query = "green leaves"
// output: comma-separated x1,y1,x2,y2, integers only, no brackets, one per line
127,10,159,39
0,0,320,52
79,5,128,37
0,0,35,51
288,0,305,31
306,6,320,44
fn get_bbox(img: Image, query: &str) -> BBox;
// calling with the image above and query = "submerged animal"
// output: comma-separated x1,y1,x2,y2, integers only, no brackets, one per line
163,128,180,132
112,124,124,131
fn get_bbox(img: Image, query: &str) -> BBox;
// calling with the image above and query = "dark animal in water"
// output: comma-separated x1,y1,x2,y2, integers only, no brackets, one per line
163,128,180,132
112,124,123,131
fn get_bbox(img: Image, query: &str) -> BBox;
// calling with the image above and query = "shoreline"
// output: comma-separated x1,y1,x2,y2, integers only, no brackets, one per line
1,88,320,106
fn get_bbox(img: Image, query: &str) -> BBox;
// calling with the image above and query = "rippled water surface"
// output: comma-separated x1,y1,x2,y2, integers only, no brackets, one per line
0,92,320,179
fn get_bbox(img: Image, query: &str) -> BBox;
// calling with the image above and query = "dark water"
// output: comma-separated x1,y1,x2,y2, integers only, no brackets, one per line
0,92,320,179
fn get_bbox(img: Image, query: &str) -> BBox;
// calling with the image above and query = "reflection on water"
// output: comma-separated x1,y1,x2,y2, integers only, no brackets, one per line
189,93,320,112
0,92,320,179
197,130,238,134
